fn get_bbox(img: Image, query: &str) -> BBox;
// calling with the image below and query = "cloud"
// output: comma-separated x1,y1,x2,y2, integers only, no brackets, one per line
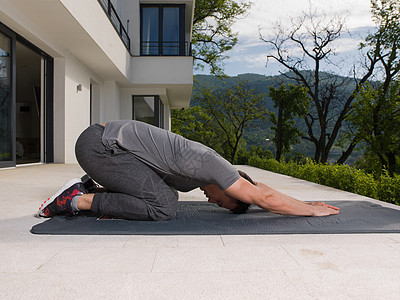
232,0,375,40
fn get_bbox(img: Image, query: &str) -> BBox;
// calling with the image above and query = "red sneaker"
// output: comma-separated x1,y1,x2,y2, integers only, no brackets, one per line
36,178,87,218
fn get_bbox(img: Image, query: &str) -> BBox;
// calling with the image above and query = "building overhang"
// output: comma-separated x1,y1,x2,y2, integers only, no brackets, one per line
130,56,193,108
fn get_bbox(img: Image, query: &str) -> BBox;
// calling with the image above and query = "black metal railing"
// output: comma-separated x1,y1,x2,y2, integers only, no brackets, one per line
140,41,192,56
98,0,131,52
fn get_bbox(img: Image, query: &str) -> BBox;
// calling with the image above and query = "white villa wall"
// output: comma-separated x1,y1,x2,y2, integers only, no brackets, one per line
90,79,103,125
63,57,92,163
62,56,120,164
120,89,133,120
52,51,113,165
103,81,121,122
53,57,111,164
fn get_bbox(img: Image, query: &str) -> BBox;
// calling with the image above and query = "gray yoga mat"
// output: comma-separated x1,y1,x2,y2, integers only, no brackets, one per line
30,201,400,235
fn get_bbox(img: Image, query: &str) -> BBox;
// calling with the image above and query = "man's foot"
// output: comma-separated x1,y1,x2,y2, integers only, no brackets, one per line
36,178,87,218
81,174,98,193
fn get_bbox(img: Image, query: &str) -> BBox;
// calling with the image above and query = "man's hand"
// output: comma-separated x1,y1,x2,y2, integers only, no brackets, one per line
308,202,340,216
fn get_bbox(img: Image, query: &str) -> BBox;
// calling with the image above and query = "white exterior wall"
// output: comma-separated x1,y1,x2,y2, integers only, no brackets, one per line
63,57,92,163
53,54,108,164
90,79,103,125
103,81,121,122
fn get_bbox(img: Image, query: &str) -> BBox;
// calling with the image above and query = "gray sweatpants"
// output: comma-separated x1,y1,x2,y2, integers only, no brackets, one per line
75,124,178,221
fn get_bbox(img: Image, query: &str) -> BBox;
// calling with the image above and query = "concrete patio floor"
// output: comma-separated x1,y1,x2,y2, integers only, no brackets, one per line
1,163,400,299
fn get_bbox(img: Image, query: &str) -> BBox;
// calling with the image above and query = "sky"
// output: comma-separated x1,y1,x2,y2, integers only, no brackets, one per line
195,0,377,77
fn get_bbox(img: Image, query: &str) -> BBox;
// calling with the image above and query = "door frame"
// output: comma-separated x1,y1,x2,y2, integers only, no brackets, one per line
0,22,54,168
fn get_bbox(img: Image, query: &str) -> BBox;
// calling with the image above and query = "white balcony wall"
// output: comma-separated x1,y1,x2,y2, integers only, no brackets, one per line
131,56,193,108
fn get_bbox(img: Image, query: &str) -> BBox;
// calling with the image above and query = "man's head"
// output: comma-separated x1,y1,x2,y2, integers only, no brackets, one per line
200,170,255,214
200,184,238,210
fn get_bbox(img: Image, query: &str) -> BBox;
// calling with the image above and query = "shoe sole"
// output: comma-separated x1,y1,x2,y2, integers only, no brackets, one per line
36,178,82,218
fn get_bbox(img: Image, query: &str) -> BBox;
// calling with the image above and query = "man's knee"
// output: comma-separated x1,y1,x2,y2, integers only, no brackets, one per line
151,202,178,221
150,190,179,221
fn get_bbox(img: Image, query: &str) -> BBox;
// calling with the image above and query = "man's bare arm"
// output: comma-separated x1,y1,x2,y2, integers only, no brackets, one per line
255,182,340,211
225,178,340,216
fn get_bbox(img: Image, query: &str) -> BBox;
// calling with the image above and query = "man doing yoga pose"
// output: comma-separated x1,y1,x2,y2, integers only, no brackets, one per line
37,120,340,220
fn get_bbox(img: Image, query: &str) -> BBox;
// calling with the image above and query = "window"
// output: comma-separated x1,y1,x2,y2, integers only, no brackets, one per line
132,96,164,128
141,4,185,56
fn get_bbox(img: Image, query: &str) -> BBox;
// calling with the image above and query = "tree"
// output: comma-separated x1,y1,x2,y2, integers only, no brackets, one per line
260,6,378,163
363,0,400,91
268,84,310,162
171,106,224,154
192,0,250,76
346,82,400,175
196,81,268,163
345,0,400,175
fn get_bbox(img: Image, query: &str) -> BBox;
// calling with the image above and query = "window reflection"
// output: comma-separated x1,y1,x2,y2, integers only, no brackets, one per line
141,7,159,55
163,7,180,55
133,96,155,125
0,32,11,162
132,96,164,128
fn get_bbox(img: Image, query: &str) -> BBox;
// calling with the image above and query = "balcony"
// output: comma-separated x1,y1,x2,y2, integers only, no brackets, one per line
98,0,130,52
140,41,192,56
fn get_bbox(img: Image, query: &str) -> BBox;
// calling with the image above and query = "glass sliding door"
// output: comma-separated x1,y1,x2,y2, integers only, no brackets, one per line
0,31,14,167
15,41,42,164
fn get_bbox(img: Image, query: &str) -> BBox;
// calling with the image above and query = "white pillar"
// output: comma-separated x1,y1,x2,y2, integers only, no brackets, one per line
164,105,171,131
103,81,120,121
53,58,66,163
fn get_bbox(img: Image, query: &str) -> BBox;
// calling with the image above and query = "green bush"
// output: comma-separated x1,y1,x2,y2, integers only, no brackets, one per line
376,172,400,205
236,146,274,165
248,157,399,206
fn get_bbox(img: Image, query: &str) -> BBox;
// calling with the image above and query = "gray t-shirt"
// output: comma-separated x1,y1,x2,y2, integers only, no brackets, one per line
101,120,240,192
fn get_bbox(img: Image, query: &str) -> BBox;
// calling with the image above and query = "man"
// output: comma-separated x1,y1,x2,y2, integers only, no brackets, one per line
37,120,340,220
